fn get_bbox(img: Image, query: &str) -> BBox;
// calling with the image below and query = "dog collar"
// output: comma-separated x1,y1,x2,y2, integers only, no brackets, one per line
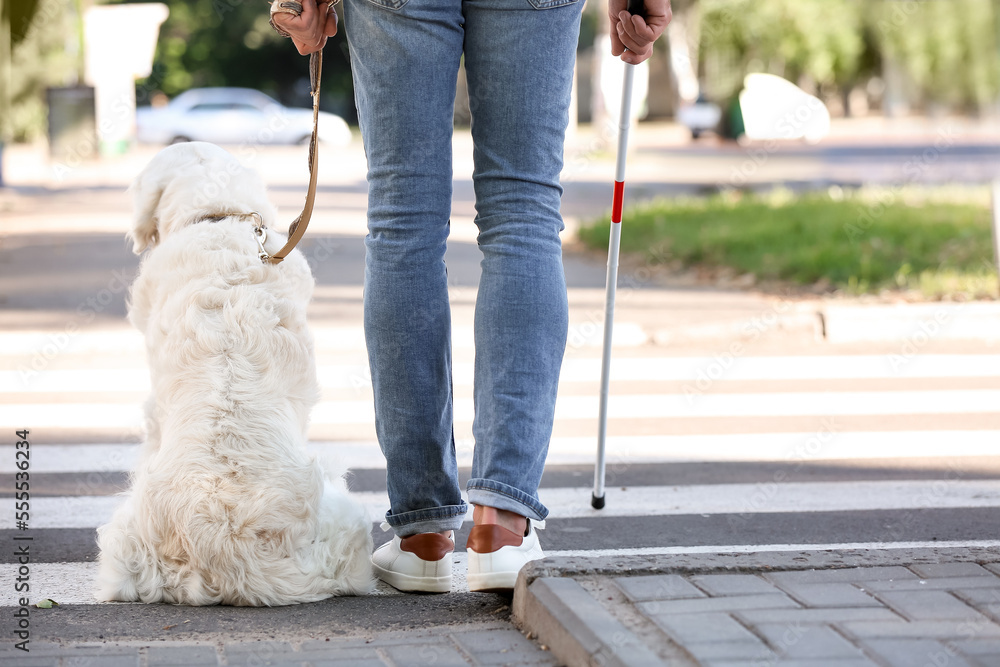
196,212,272,263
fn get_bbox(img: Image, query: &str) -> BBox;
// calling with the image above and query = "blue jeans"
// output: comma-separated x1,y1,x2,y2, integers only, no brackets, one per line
344,0,581,536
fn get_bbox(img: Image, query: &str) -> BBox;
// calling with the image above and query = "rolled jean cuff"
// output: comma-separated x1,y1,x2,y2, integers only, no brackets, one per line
384,502,468,538
466,479,548,522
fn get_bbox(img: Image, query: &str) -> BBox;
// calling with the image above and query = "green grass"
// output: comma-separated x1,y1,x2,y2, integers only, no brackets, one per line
578,186,999,300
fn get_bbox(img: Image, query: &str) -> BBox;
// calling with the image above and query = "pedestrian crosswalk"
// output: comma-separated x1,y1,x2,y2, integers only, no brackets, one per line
2,328,999,605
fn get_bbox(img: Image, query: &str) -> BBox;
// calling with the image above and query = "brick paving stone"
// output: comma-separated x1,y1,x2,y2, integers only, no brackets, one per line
762,567,918,586
953,638,1000,657
651,612,765,645
381,644,470,666
770,582,885,608
22,644,142,667
0,656,60,667
689,574,783,596
71,656,142,667
858,638,976,667
297,647,386,662
301,640,390,650
702,660,878,667
751,623,867,660
908,563,996,579
735,607,902,625
450,628,558,666
682,640,778,661
3,644,64,656
146,645,220,666
637,593,799,615
613,574,706,602
952,588,1000,622
875,590,990,622
838,620,1000,640
862,577,1000,593
968,657,1000,667
948,639,1000,667
224,641,298,667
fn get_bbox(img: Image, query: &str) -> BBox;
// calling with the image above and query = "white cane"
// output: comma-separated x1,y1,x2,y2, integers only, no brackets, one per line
592,0,646,510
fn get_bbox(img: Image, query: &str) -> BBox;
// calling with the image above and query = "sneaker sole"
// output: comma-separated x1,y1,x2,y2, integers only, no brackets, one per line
373,563,452,594
467,570,518,593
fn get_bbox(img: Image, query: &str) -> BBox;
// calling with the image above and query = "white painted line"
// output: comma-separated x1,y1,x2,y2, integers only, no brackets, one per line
570,355,1000,382
0,562,103,607
544,431,1000,465
6,355,1000,394
553,390,1000,418
22,480,1000,529
5,430,1000,473
0,554,471,605
538,481,1000,518
544,540,1000,559
0,321,650,366
4,389,997,429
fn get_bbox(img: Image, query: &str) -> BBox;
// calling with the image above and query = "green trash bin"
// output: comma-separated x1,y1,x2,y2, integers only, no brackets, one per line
720,93,745,141
46,86,98,161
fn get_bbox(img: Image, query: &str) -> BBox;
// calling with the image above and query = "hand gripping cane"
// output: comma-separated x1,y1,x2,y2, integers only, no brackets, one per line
592,0,646,510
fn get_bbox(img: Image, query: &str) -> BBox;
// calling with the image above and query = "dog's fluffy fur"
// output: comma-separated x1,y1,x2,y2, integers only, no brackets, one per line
96,142,372,606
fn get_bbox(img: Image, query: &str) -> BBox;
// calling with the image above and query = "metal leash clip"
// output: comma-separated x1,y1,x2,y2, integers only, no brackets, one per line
251,213,271,263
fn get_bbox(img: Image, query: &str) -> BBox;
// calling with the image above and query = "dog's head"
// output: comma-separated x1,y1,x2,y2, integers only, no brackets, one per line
128,142,279,253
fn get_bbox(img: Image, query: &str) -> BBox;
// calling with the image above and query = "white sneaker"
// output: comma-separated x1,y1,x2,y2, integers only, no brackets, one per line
466,520,545,592
371,524,454,594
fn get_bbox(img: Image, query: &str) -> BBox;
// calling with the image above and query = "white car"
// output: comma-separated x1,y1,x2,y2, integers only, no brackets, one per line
136,87,352,147
676,95,722,139
739,73,830,144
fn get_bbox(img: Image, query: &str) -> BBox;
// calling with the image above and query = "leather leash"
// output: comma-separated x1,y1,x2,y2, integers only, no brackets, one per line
262,0,333,264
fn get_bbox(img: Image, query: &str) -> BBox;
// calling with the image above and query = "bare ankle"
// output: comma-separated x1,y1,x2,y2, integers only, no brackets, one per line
473,505,527,536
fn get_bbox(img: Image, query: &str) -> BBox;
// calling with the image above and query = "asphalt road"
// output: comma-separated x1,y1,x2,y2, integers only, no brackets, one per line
2,134,999,647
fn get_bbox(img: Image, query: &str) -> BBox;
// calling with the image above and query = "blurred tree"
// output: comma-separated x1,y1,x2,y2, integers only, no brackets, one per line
110,0,357,120
697,0,866,104
695,0,999,115
869,0,999,114
3,0,82,142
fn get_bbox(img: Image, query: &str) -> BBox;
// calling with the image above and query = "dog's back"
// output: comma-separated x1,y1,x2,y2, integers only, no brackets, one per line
96,144,373,606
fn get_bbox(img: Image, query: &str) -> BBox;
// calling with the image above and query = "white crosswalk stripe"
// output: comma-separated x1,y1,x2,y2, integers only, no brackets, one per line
17,480,1000,530
2,342,998,606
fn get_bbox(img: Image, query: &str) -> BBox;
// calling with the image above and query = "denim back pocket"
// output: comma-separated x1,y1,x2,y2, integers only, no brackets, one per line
526,0,581,8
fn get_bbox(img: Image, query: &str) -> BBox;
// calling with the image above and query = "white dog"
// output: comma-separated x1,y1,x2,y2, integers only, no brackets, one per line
96,142,373,606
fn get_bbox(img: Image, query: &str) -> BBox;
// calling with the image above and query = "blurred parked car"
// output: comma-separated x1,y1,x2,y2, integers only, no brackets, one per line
676,94,722,140
738,73,830,144
136,87,352,146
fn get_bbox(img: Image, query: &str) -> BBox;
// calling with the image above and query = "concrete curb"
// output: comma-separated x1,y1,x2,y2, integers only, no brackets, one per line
511,546,1000,667
511,576,662,667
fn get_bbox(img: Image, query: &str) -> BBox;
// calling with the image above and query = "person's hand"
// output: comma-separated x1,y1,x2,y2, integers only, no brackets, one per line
609,0,671,65
271,0,339,56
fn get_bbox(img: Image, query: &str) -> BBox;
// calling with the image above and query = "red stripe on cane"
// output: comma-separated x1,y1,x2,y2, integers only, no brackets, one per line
611,180,625,223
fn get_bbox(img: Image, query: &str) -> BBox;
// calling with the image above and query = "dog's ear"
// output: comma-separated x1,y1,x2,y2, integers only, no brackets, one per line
128,168,165,254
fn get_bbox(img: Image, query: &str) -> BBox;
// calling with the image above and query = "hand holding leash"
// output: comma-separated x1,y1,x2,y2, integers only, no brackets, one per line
271,0,339,56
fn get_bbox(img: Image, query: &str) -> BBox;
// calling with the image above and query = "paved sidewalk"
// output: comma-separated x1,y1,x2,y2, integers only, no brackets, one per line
513,547,1000,666
2,622,558,667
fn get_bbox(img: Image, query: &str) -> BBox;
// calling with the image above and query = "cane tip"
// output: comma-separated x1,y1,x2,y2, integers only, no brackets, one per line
591,493,606,510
